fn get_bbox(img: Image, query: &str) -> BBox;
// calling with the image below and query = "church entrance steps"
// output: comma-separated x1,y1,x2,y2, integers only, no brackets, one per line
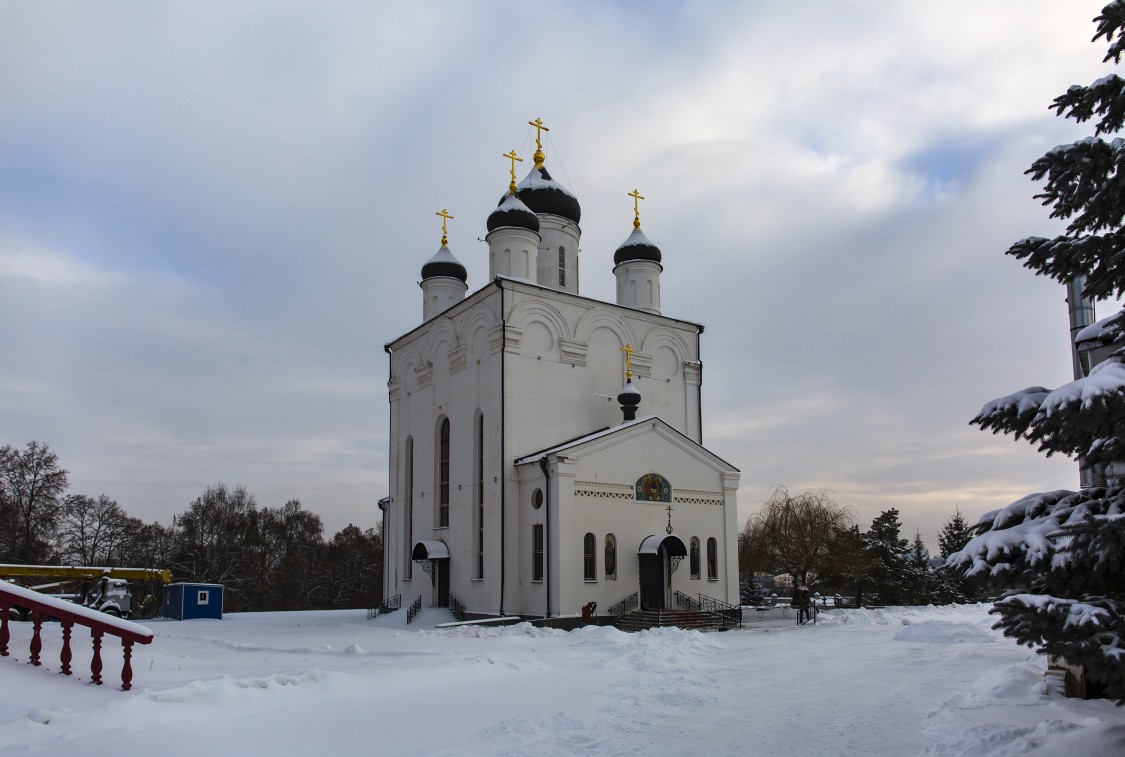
612,609,728,633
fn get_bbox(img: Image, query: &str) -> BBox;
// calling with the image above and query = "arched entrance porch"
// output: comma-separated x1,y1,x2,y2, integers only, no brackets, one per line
411,540,450,607
637,534,687,610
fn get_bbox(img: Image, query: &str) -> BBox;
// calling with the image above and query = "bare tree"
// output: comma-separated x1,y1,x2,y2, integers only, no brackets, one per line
170,484,257,590
55,494,129,565
0,441,69,562
741,486,854,588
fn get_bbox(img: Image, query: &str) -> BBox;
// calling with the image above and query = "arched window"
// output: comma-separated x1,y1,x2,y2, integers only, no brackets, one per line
604,534,617,580
558,247,566,287
475,412,485,579
404,436,414,579
437,417,450,528
532,524,544,582
689,537,701,580
707,537,718,580
583,533,596,581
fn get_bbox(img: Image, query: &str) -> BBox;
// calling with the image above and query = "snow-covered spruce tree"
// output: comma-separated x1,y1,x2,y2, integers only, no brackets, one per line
949,2,1125,701
938,509,973,559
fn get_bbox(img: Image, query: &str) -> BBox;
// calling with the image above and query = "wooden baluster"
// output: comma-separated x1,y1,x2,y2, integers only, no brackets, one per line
60,621,73,675
90,629,103,685
29,611,43,666
0,604,9,656
121,639,135,691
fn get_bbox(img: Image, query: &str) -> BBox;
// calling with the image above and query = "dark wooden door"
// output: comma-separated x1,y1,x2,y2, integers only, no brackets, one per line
639,554,664,610
436,560,450,607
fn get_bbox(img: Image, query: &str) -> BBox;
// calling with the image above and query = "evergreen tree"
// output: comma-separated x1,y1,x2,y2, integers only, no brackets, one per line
909,531,930,568
864,509,911,605
951,2,1125,701
938,509,974,559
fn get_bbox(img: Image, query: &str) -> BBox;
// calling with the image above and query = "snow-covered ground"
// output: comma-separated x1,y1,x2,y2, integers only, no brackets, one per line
2,604,1123,756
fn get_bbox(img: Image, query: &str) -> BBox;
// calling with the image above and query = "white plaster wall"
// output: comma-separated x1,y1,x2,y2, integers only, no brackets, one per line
386,291,506,616
487,226,540,282
613,259,663,314
420,277,467,322
534,216,581,294
501,281,702,462
517,423,739,617
385,279,722,617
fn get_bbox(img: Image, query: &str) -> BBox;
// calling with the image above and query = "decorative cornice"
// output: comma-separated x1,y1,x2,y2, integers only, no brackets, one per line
448,345,467,374
489,325,505,355
559,337,587,367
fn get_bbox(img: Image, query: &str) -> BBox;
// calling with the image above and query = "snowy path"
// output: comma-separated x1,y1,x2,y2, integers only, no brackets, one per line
1,605,1123,755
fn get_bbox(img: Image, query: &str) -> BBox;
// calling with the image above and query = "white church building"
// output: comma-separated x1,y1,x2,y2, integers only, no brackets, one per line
380,122,741,621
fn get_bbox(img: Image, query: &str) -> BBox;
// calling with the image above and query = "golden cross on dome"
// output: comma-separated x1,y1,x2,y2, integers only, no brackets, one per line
436,208,454,246
628,188,645,230
528,117,549,166
620,344,636,379
503,150,523,194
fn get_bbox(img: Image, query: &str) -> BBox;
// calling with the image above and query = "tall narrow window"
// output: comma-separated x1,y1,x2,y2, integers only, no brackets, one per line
583,533,596,581
532,524,544,581
707,537,718,580
604,534,617,581
438,417,450,527
476,413,485,579
404,437,414,579
558,247,566,287
690,537,701,580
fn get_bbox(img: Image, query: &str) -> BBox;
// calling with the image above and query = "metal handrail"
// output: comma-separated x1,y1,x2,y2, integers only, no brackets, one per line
674,590,701,611
607,592,638,618
447,592,466,621
697,592,742,630
367,593,401,620
0,582,154,690
406,595,423,624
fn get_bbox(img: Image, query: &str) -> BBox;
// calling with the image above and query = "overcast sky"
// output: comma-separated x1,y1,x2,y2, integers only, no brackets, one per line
1,1,1119,549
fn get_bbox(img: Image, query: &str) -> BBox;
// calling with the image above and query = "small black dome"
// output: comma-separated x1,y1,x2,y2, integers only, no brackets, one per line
613,228,662,266
421,245,467,282
509,165,581,225
617,379,641,407
487,193,541,233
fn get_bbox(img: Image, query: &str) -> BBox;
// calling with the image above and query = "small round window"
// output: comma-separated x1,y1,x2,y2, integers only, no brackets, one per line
532,488,544,509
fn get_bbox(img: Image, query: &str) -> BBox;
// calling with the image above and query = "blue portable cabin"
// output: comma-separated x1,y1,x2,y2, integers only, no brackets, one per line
163,582,224,620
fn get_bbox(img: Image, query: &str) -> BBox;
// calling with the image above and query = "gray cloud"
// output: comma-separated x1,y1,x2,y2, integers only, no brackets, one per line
0,1,1115,547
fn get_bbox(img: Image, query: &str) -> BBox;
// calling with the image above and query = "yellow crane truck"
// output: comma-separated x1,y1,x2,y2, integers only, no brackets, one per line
0,564,172,619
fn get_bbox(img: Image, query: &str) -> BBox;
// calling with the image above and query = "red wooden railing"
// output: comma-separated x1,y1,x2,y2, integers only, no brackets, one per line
0,581,153,690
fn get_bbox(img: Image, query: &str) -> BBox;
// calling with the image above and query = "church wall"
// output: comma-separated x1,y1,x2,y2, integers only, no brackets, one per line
385,277,723,618
386,290,507,616
515,425,739,617
501,281,702,470
534,216,580,294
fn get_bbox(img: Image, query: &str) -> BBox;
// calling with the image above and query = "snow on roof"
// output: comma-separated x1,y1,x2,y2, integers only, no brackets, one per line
518,166,576,198
424,245,464,267
412,540,449,559
514,416,655,465
637,534,688,555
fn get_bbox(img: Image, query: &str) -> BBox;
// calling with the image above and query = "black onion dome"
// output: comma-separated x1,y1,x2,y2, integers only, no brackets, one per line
617,379,641,407
509,165,581,224
487,193,541,233
421,245,467,282
613,228,662,266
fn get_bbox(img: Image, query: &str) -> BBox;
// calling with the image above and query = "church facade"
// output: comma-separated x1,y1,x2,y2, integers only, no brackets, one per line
381,123,740,620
